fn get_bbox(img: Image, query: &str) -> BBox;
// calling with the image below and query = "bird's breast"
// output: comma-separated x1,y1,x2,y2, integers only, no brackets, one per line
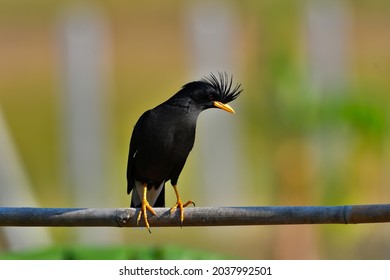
132,107,198,183
134,127,194,180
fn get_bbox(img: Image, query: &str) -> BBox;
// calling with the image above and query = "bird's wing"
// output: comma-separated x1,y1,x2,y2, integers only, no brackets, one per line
126,136,137,194
126,110,150,194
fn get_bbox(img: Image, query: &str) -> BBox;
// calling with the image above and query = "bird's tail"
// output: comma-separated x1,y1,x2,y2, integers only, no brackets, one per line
131,181,165,207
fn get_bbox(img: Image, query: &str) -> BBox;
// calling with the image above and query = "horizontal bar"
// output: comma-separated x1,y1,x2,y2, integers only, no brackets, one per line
0,204,390,228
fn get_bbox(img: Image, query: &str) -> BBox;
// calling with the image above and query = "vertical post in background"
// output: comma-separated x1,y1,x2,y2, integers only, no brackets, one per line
272,0,351,260
185,2,246,207
306,1,350,93
58,4,118,243
305,0,351,196
0,109,52,250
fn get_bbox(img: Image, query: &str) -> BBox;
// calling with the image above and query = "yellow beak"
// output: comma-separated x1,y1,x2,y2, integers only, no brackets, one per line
213,101,235,114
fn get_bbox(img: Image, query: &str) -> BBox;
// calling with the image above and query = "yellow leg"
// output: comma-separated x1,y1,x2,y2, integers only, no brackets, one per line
136,183,157,233
170,185,195,226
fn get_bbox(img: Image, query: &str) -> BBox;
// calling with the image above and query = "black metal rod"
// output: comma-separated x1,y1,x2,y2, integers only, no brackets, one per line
0,204,390,228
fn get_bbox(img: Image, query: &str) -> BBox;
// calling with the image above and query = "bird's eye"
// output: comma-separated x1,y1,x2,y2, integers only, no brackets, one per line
208,93,214,101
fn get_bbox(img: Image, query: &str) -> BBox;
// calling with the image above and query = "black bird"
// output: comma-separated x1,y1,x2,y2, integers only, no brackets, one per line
126,72,242,232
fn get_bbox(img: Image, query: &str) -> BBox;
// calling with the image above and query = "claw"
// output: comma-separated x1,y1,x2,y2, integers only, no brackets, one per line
136,183,157,233
170,185,195,226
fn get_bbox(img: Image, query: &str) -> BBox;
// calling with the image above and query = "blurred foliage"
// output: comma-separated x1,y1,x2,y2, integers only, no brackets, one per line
0,245,228,260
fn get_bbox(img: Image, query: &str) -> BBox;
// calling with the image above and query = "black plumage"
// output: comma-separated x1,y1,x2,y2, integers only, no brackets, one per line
126,72,242,232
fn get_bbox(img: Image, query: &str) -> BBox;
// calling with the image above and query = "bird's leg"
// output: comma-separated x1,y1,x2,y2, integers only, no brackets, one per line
137,183,157,233
170,185,195,226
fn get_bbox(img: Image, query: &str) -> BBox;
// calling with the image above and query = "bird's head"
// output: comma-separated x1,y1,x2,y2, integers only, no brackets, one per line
169,72,242,114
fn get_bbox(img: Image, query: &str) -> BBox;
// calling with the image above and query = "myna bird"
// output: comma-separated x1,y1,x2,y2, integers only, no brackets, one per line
126,72,242,232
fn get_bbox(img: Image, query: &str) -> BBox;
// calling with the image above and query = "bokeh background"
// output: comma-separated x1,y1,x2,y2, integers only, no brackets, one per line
1,0,390,259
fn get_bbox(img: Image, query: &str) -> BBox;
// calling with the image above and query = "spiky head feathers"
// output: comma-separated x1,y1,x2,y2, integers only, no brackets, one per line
172,72,241,104
163,72,242,114
200,72,242,104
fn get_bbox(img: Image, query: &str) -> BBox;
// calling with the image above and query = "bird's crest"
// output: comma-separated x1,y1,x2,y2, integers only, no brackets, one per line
201,72,242,103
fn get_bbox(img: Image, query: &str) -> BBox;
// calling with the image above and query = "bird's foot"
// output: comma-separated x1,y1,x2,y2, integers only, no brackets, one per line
170,199,195,226
137,199,157,233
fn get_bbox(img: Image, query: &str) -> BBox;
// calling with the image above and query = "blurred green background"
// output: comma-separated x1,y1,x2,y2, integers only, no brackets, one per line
1,0,390,259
